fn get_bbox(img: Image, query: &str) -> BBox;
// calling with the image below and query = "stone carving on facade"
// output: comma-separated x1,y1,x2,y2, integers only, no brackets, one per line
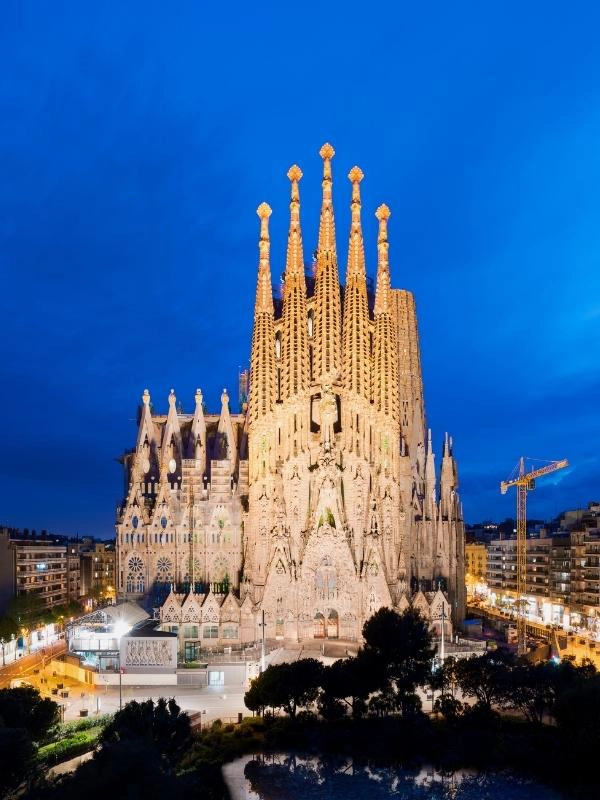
125,638,172,667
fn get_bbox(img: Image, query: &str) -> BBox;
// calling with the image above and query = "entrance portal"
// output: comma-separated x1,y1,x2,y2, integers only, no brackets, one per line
313,610,339,639
313,612,326,638
327,609,339,639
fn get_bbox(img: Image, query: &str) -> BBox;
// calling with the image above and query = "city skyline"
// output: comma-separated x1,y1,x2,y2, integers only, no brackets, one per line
1,3,599,537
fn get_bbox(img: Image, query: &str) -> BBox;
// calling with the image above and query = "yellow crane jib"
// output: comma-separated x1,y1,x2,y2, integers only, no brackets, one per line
499,457,569,656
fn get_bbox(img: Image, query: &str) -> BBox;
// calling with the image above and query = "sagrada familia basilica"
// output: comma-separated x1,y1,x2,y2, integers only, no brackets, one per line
116,144,465,647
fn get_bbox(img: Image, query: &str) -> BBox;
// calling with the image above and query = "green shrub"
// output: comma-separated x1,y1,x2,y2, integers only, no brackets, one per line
38,727,103,766
45,713,113,743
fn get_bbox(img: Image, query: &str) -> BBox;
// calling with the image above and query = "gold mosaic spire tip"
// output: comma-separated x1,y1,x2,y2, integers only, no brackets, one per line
319,142,335,160
376,203,391,222
348,166,364,183
287,165,303,183
256,202,272,219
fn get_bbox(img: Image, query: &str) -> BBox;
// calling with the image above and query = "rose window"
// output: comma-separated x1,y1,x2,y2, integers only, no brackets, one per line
156,556,174,581
184,558,201,582
212,556,229,582
126,555,145,593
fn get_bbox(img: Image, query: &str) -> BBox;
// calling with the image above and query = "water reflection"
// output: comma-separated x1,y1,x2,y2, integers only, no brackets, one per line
223,753,564,800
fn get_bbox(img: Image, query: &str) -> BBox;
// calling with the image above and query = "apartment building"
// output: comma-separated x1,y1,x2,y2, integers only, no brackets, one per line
81,542,116,601
0,528,68,613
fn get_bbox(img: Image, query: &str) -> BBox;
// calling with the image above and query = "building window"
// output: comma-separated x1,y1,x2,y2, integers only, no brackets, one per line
208,670,224,686
156,556,174,582
203,625,219,639
126,555,145,593
222,625,238,639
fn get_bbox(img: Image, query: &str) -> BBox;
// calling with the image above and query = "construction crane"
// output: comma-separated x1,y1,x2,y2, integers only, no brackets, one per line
500,457,569,656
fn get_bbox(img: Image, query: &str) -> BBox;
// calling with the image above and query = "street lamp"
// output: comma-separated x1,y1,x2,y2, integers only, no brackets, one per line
434,606,447,665
258,610,266,673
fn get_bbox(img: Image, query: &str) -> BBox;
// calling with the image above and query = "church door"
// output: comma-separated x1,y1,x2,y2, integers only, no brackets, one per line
313,612,326,638
327,609,339,639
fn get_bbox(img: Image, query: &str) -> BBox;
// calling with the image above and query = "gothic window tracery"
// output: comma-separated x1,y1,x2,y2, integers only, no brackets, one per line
212,556,229,582
156,556,174,581
126,555,145,593
183,558,201,583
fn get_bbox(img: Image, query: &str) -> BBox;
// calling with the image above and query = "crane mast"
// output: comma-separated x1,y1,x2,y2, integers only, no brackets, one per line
500,457,568,656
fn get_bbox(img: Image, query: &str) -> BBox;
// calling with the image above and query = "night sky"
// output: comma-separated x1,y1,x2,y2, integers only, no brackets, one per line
1,2,599,537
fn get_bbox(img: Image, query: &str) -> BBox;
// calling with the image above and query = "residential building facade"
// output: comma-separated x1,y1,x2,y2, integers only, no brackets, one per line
0,528,68,614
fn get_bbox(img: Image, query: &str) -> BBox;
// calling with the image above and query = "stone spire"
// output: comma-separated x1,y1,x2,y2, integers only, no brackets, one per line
248,203,277,424
391,288,425,449
190,388,206,468
161,389,182,474
373,204,399,424
342,166,370,401
133,388,156,485
218,388,236,465
440,432,459,518
281,166,309,399
313,143,342,383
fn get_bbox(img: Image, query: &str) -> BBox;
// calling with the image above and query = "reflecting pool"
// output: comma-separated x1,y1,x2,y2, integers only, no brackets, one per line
223,753,564,800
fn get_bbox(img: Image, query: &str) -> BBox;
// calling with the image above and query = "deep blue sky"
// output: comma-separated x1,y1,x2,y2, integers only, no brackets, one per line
1,2,599,537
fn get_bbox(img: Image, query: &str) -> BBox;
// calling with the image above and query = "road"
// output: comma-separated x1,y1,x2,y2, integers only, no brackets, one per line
0,640,66,689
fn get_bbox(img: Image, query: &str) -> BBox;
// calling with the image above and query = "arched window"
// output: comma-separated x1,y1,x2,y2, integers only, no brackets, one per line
126,555,145,593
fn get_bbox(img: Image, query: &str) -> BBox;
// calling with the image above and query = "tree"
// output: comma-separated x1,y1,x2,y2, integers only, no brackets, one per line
554,674,600,740
101,698,191,766
362,607,434,715
0,726,37,797
244,665,287,716
245,660,323,718
9,594,45,630
0,687,59,741
439,656,461,698
455,650,513,712
320,650,381,719
279,659,322,717
505,661,556,725
0,615,19,639
31,739,195,800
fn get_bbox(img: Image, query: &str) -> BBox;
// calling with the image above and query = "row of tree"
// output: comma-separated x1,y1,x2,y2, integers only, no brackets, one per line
0,595,83,639
245,607,436,719
244,607,599,727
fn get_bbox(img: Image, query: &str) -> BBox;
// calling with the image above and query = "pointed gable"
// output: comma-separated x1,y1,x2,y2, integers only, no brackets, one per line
160,590,182,624
240,593,255,616
220,592,241,623
180,592,203,624
411,590,431,619
201,590,223,623
397,593,411,613
430,588,450,620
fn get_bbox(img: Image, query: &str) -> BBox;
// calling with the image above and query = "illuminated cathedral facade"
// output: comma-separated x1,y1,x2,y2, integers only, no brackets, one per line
116,144,465,646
